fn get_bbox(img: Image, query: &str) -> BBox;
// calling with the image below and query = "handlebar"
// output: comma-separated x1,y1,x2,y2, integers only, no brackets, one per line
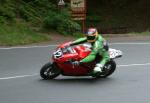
62,46,75,54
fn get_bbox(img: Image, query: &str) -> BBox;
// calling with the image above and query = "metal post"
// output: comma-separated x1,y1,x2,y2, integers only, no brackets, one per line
82,20,86,33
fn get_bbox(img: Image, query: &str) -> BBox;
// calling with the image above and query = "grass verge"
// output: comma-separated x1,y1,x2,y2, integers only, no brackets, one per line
0,23,50,46
128,31,150,36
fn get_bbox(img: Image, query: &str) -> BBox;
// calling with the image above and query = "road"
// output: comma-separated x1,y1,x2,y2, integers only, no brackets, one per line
0,42,150,103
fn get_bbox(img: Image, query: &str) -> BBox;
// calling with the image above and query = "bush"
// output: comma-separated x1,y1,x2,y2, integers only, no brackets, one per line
0,16,6,24
43,11,63,29
72,32,84,38
0,0,16,21
43,10,81,35
57,19,81,35
0,0,82,36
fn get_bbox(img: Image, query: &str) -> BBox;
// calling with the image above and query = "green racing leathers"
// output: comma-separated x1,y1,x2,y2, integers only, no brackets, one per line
70,35,110,67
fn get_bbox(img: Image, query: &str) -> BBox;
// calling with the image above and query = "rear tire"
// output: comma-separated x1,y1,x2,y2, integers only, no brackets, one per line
40,62,61,79
95,60,116,78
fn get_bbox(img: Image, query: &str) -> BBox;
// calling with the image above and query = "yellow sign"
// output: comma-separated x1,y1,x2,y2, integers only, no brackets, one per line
71,0,85,8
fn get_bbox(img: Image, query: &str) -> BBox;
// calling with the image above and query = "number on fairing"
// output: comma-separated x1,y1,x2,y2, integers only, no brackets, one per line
53,49,62,59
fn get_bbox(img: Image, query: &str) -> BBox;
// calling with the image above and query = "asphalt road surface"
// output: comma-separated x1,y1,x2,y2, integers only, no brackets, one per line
0,42,150,103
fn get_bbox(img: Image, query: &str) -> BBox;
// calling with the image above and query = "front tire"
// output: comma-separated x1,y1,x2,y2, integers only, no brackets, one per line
95,60,116,78
40,62,61,79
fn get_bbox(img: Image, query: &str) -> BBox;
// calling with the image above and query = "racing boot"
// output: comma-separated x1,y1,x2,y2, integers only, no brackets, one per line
91,64,103,77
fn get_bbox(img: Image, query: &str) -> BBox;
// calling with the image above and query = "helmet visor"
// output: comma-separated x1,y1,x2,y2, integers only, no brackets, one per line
87,36,96,41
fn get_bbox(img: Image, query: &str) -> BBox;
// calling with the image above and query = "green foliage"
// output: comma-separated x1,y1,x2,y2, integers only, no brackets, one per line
0,0,16,21
72,32,84,38
86,14,102,27
43,9,81,35
0,0,81,36
128,31,150,36
0,16,6,24
87,15,102,22
57,19,81,35
18,0,56,26
0,21,50,46
43,11,65,29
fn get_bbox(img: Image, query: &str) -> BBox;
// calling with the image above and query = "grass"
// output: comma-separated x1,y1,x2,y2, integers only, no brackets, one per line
128,31,150,36
72,32,84,38
0,23,50,46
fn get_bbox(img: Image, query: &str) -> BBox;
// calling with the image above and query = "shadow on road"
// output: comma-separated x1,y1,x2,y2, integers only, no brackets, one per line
38,77,115,85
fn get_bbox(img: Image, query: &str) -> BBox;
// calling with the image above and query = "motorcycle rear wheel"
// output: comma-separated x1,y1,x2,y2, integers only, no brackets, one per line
40,62,61,79
95,60,116,78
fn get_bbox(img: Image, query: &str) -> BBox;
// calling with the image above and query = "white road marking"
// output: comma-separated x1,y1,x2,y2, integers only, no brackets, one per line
118,63,150,67
0,45,57,50
0,63,150,80
0,74,38,80
0,42,150,50
110,42,150,45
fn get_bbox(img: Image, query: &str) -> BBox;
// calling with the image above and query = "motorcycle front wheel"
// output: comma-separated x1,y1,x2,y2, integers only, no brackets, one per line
40,62,61,79
95,60,116,78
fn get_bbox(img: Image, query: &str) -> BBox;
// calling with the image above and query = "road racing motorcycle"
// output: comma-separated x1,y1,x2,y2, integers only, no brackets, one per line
40,42,122,79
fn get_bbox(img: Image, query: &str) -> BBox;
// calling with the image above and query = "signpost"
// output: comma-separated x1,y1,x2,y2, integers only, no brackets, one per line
58,0,65,6
58,0,65,10
71,0,86,33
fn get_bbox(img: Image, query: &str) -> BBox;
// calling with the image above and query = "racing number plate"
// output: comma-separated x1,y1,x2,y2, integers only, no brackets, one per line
53,48,63,59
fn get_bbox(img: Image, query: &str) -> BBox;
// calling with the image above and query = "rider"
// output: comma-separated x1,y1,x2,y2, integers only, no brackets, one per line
68,28,110,76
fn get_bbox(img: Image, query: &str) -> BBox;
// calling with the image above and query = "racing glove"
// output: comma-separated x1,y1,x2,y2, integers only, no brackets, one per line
71,61,80,66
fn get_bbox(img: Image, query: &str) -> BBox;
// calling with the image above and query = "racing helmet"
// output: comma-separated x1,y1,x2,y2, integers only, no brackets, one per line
86,28,98,42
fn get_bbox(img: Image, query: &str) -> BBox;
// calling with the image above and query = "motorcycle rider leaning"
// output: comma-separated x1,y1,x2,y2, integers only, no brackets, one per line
68,28,110,76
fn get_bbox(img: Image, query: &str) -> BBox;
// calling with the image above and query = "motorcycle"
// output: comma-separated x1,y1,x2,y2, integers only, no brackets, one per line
40,42,122,79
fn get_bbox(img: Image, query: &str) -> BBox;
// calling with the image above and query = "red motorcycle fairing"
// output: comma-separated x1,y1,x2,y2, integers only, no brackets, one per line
57,63,92,76
52,43,94,76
